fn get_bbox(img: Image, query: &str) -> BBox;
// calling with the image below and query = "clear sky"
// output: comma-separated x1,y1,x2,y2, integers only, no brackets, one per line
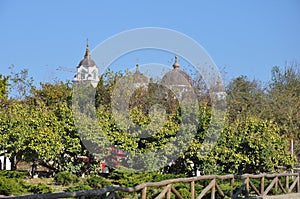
0,0,299,85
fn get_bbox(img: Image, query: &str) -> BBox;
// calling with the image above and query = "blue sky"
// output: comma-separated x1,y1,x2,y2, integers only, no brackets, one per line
0,0,299,85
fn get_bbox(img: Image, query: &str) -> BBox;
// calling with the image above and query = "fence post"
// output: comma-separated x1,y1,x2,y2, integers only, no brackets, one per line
275,176,278,193
142,187,147,199
166,185,171,199
230,177,234,198
286,175,289,191
211,178,215,199
245,177,249,198
261,175,265,195
297,175,300,193
191,181,195,199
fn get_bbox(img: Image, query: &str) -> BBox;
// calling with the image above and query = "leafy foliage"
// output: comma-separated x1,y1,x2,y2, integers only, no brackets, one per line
85,175,112,189
0,101,64,170
27,183,53,194
0,74,9,101
264,65,300,156
0,176,26,196
64,184,92,192
0,170,27,179
0,64,298,180
210,117,296,174
226,75,265,122
54,171,79,186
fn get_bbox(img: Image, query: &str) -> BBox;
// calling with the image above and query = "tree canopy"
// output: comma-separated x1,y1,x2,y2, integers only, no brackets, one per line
0,63,298,176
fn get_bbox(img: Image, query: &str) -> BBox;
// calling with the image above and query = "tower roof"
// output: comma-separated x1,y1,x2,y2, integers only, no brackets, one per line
78,39,96,67
132,63,148,84
162,55,191,86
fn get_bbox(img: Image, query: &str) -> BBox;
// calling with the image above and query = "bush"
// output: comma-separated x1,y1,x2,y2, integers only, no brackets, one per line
0,170,27,179
64,184,92,192
109,170,186,188
0,176,25,196
54,171,79,186
85,176,112,189
28,182,53,194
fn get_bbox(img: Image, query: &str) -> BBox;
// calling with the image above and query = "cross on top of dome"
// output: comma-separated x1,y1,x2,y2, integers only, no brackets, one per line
173,54,180,69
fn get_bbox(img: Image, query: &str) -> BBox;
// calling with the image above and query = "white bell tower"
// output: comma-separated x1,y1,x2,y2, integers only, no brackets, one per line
74,39,99,88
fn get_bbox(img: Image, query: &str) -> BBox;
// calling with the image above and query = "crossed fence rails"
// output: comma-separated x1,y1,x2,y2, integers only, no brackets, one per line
4,172,300,199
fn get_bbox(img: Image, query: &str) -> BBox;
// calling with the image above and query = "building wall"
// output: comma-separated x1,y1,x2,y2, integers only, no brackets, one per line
0,155,11,170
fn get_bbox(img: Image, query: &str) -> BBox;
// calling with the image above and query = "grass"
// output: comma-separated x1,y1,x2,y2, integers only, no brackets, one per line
23,177,87,193
24,178,63,192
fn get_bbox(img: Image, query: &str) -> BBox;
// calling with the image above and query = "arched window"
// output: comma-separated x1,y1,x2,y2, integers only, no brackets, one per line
93,70,97,80
81,71,87,80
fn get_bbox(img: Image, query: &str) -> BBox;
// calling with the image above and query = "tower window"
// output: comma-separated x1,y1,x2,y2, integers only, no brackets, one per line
81,72,86,80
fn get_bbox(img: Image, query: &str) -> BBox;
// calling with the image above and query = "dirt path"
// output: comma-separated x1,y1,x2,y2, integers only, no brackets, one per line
263,193,300,199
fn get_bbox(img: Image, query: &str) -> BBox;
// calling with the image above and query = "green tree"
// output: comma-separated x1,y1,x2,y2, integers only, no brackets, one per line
0,74,9,101
7,66,34,99
226,75,265,122
209,117,296,174
29,82,85,174
264,64,300,162
0,101,63,172
0,81,89,175
76,70,198,172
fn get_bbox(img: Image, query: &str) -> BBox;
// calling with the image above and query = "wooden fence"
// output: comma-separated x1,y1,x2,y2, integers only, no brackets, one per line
5,173,300,199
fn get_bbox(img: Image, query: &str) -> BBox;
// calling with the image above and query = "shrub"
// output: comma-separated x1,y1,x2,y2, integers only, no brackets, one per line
0,170,27,179
54,171,79,186
85,175,112,189
64,184,92,192
109,170,185,188
28,182,53,194
0,176,25,196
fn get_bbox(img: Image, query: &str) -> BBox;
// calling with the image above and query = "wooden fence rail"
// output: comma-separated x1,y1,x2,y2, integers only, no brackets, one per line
4,173,300,199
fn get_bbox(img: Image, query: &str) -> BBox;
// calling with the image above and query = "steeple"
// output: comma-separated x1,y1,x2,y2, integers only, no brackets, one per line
74,40,99,87
214,75,225,93
135,58,139,73
132,58,148,88
77,39,96,67
173,54,180,69
84,38,91,59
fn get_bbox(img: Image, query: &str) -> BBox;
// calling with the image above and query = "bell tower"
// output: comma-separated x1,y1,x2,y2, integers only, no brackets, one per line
73,39,99,88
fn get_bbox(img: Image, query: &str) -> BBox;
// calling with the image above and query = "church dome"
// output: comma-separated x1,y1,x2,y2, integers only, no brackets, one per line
77,40,96,67
78,57,96,67
162,55,192,87
161,55,195,102
132,63,148,85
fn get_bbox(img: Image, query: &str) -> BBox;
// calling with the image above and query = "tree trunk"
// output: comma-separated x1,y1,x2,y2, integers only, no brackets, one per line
9,154,16,170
